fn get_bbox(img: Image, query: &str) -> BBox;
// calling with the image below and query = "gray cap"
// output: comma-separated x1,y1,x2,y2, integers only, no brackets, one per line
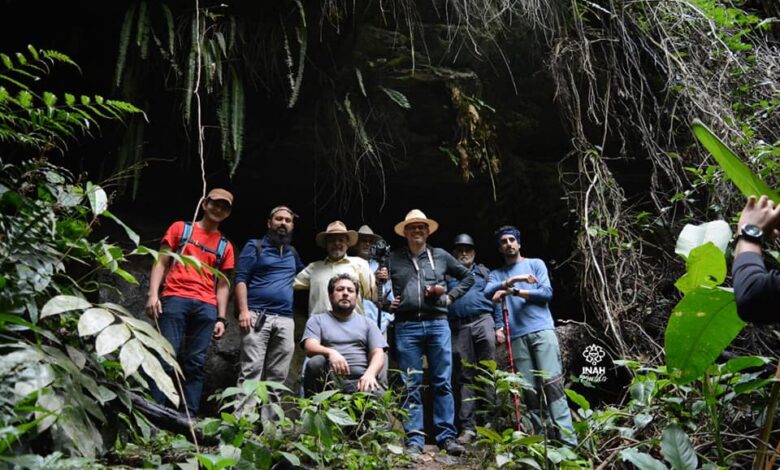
452,233,475,247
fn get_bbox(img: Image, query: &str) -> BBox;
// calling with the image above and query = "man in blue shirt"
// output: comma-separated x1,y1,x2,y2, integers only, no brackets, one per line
484,225,577,446
447,234,502,445
234,206,304,412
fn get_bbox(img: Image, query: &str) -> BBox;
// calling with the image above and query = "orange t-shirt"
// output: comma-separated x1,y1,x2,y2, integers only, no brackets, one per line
160,221,235,305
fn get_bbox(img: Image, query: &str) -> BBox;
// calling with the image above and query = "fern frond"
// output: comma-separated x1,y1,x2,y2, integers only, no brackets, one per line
40,50,80,73
1,54,13,69
106,99,143,115
228,69,244,176
162,4,175,57
114,3,137,87
137,1,150,60
26,45,39,61
183,48,196,125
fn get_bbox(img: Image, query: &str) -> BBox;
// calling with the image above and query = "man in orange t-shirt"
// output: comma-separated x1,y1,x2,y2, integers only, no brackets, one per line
145,188,235,416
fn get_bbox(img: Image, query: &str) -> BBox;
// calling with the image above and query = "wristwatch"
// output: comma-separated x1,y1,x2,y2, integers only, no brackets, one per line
738,224,764,245
215,317,228,327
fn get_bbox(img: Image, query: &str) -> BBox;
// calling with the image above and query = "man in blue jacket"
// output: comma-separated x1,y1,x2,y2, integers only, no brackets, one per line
234,205,304,412
447,234,502,445
389,210,474,456
484,225,577,446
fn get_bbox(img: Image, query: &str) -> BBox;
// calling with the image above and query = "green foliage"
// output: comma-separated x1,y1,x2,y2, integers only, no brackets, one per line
691,119,780,203
674,243,726,294
198,379,408,469
0,46,142,151
0,160,185,462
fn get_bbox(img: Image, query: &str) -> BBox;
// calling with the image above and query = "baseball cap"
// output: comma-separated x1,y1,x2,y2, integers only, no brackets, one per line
206,188,234,206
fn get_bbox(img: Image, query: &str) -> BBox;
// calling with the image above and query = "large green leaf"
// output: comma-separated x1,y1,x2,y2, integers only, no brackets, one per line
40,295,91,319
118,338,145,377
691,119,780,202
675,220,732,258
85,182,107,215
674,242,727,294
140,345,179,407
95,323,131,356
619,448,668,470
102,210,140,246
661,425,698,470
77,307,115,337
665,287,744,384
326,408,357,426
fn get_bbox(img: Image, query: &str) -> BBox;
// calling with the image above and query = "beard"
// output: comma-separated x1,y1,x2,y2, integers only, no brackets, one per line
332,299,355,315
267,227,293,246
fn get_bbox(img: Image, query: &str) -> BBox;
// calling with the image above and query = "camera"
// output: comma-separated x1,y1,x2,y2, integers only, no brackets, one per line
369,238,391,267
424,284,445,299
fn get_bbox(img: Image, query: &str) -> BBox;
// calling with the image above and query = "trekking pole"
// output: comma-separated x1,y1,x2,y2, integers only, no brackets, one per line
502,297,523,432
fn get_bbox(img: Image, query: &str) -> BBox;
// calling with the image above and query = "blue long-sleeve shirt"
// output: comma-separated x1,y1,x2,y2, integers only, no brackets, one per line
447,263,502,328
234,237,304,315
484,258,554,339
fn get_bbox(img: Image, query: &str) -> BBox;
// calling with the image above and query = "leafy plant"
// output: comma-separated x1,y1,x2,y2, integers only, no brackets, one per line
196,379,407,470
0,45,142,150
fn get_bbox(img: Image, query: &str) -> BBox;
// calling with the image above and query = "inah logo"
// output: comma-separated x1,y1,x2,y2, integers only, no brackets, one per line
582,344,605,366
580,344,608,383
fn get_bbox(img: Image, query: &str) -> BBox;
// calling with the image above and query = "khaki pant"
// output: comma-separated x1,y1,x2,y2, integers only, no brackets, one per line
237,312,294,413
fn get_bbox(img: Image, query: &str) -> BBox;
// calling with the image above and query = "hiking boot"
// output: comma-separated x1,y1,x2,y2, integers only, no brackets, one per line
406,444,424,456
457,429,476,445
439,438,465,456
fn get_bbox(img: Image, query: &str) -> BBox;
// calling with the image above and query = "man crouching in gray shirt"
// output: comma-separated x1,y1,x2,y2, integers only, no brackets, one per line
301,273,388,396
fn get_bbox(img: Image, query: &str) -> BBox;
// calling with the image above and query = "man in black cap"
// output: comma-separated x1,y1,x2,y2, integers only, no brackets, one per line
447,234,502,445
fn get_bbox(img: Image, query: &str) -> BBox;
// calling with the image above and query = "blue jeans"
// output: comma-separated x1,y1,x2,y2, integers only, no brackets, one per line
395,319,457,447
151,296,216,416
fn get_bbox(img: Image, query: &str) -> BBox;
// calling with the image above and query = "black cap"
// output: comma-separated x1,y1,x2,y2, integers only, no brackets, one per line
452,233,475,248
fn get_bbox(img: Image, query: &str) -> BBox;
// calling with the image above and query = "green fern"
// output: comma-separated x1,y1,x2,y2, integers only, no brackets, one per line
0,46,142,150
114,4,137,87
217,68,244,177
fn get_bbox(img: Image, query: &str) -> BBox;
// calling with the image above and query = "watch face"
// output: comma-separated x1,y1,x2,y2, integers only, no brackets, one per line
743,224,763,237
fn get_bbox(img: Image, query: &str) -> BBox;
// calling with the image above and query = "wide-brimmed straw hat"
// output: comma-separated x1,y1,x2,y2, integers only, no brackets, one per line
357,225,382,242
315,220,359,247
394,209,439,236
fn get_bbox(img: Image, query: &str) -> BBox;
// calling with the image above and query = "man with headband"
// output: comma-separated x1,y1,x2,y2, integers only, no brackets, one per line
484,225,577,446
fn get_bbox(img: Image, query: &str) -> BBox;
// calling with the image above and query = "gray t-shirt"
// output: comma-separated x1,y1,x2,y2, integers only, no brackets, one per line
301,311,388,376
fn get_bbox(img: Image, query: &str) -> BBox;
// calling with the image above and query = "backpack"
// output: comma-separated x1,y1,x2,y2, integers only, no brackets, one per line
254,238,302,267
172,221,229,292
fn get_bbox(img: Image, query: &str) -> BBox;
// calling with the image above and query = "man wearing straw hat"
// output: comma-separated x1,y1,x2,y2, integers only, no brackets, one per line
389,209,474,456
353,225,394,333
295,221,375,316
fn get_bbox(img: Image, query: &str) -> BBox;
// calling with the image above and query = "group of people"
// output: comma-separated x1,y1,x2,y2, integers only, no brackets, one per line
144,188,578,456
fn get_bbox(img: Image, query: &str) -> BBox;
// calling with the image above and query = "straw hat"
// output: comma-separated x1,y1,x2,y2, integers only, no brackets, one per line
315,220,358,247
394,209,439,236
357,225,382,242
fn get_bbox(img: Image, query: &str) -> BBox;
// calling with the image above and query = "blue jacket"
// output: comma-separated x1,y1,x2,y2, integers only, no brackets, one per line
447,264,502,328
484,258,554,339
234,236,304,315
